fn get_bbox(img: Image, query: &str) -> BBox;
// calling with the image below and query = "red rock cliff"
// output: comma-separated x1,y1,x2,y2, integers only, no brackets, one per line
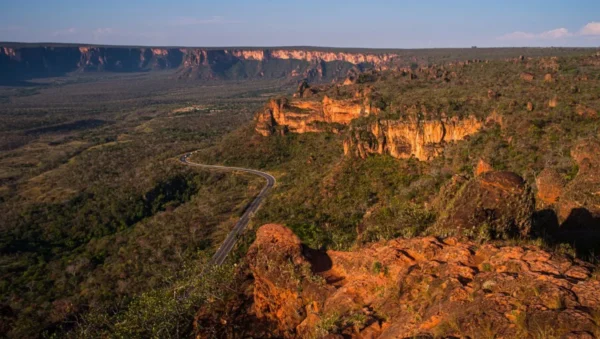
344,116,484,161
0,45,401,84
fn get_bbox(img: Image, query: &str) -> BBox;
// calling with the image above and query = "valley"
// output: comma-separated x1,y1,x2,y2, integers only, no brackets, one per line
0,45,599,338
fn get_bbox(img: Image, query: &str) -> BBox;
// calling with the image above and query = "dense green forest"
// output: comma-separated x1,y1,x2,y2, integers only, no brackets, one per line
0,73,287,337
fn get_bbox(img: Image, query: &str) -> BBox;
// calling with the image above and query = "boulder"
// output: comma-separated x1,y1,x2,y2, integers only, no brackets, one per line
570,138,600,171
520,72,534,82
536,168,565,205
435,171,534,239
576,104,598,118
246,224,332,337
527,102,534,111
475,159,493,176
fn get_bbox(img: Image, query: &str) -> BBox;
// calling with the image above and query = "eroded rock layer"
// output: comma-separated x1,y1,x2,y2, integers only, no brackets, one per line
0,45,399,84
343,116,484,161
245,224,600,338
255,95,376,136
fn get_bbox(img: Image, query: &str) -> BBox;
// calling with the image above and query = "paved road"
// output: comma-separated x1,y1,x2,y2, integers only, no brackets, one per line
179,152,275,266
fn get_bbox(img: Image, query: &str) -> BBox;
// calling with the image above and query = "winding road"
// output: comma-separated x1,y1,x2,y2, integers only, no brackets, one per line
179,152,275,266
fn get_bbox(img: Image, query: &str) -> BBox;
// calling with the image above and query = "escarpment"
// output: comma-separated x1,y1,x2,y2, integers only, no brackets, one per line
233,224,600,338
0,45,400,84
344,115,484,161
255,95,377,136
254,71,488,161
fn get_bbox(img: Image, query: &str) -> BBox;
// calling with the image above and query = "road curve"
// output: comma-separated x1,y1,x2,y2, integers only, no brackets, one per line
179,152,275,266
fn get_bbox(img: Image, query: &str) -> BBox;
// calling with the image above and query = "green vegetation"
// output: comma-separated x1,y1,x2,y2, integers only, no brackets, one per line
196,53,600,255
0,73,287,337
1,50,600,337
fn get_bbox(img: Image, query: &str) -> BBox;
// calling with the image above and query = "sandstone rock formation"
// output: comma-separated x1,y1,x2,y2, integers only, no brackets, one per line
294,79,317,98
527,101,535,111
254,94,376,136
0,45,401,84
536,168,566,206
343,116,484,161
435,171,534,239
576,104,598,118
520,72,535,82
243,224,600,338
475,159,493,176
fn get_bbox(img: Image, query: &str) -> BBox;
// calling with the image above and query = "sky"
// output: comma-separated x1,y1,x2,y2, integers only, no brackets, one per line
0,0,599,48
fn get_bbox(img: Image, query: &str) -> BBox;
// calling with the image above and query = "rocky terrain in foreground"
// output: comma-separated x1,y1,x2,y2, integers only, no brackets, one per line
196,223,600,338
195,135,600,338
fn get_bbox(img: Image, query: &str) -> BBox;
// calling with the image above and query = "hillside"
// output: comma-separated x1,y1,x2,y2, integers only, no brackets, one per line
1,47,600,338
187,51,600,336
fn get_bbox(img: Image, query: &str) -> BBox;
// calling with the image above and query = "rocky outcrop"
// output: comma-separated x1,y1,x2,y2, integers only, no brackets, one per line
536,168,566,206
520,72,535,82
576,104,598,118
244,224,600,338
255,95,376,136
246,224,334,337
0,44,400,84
557,138,600,227
435,171,534,239
475,159,494,176
343,116,484,161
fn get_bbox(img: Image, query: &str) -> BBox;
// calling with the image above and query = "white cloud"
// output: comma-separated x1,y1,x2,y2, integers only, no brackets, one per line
498,27,571,41
498,31,536,40
580,22,600,36
539,28,572,39
499,21,600,41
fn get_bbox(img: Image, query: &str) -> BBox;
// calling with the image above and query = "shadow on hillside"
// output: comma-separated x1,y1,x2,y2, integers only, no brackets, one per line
24,119,107,136
533,208,600,258
302,245,332,273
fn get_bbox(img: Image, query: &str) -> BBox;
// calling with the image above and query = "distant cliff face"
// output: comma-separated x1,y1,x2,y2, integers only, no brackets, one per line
0,45,399,84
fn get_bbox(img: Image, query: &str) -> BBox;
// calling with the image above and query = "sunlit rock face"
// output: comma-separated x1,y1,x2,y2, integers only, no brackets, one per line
0,45,399,84
241,224,600,338
254,95,377,136
344,116,484,161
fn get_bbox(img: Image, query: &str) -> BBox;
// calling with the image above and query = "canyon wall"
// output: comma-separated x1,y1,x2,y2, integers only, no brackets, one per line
0,45,398,84
344,116,484,161
255,94,485,161
255,94,378,136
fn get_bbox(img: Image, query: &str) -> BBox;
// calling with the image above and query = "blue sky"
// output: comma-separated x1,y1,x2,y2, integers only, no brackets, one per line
1,0,599,48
